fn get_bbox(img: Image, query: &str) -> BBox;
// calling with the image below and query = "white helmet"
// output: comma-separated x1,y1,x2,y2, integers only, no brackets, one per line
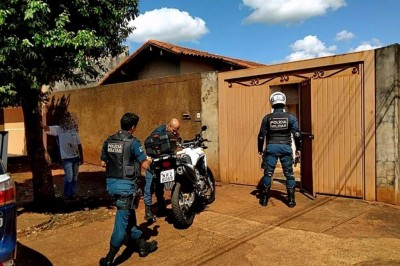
269,92,286,107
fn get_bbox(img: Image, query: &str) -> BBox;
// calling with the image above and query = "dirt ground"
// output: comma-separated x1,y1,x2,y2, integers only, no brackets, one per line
10,158,400,266
11,160,115,235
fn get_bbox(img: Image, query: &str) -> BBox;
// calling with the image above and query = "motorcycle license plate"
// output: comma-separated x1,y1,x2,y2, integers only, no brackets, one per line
160,169,175,183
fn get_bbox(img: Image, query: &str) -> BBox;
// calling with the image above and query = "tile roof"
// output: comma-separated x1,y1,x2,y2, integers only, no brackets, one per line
99,40,266,85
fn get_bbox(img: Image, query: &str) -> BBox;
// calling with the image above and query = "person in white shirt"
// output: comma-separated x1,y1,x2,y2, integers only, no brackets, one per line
43,112,84,199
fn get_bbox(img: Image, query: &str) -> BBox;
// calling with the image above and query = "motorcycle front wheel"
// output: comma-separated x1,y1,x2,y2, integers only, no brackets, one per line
171,182,195,228
204,167,216,205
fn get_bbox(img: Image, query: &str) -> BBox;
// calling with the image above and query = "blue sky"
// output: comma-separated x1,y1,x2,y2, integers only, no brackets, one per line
125,0,400,64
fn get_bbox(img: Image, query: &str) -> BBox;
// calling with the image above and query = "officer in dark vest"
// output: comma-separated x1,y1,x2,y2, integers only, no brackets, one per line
143,118,180,222
99,112,157,266
257,92,302,208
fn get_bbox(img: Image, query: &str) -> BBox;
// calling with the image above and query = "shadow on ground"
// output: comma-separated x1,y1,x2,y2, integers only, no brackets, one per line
111,222,160,265
250,177,304,206
15,242,53,266
14,169,113,215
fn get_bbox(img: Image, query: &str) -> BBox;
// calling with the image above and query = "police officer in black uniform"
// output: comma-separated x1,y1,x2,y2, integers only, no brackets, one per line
257,92,302,208
99,112,157,266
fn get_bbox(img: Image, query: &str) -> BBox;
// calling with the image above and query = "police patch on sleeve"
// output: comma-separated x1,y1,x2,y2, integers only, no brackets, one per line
269,117,289,130
139,145,144,153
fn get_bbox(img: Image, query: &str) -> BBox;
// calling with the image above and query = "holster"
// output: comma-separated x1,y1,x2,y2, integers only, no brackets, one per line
261,153,267,169
293,156,300,167
113,187,142,210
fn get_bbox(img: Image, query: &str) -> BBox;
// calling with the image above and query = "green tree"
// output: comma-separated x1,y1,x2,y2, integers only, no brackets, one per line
0,0,139,206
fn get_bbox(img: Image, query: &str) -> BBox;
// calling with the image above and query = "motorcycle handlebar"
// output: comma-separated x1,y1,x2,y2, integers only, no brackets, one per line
178,126,210,148
178,140,210,149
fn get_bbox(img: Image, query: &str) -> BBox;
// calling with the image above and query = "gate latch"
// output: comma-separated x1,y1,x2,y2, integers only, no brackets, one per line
301,132,314,140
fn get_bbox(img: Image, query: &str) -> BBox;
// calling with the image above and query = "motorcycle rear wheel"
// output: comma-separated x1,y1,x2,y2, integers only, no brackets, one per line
171,182,195,228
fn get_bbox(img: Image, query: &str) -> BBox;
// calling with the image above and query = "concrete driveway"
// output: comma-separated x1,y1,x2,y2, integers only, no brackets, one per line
17,182,400,266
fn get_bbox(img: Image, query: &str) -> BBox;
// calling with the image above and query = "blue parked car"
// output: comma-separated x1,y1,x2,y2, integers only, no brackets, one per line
0,160,16,266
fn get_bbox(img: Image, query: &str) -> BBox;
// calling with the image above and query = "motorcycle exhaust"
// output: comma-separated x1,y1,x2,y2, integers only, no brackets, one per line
177,166,184,175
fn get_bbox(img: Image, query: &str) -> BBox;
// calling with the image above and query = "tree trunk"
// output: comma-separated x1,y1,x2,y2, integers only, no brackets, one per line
20,88,55,207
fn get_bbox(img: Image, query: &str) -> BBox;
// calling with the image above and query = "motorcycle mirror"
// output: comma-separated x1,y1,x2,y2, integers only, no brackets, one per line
201,125,208,131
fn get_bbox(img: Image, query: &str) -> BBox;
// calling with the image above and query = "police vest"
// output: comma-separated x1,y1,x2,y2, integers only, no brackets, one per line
105,131,141,179
266,112,292,145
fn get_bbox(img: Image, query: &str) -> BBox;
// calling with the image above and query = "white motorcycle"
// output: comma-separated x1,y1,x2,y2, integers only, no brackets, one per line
171,125,216,228
147,125,216,228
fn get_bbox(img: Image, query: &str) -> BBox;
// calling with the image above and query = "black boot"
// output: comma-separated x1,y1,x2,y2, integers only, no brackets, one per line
134,238,158,257
144,204,156,223
287,187,296,208
259,186,271,206
157,198,166,216
99,245,119,266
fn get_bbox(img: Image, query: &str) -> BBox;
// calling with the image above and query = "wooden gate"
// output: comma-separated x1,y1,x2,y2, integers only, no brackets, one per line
311,74,363,197
218,82,270,185
299,79,314,195
219,62,365,198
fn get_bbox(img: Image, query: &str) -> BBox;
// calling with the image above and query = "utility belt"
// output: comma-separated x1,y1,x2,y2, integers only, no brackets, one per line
107,175,142,210
111,188,142,210
111,176,138,180
267,140,291,145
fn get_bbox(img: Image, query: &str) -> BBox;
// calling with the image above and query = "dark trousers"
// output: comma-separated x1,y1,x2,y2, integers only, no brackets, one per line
262,144,296,189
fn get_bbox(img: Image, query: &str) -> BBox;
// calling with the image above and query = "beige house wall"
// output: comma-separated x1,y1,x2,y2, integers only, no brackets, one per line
1,107,26,157
138,57,218,80
181,58,215,74
138,59,179,79
47,72,220,178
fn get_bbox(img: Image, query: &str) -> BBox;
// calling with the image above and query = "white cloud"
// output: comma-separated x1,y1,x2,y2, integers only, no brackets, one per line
127,8,209,43
243,0,347,24
284,35,337,61
335,30,355,41
350,38,383,52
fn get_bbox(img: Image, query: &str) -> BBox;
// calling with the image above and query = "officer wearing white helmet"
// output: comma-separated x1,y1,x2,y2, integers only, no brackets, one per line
257,91,302,207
